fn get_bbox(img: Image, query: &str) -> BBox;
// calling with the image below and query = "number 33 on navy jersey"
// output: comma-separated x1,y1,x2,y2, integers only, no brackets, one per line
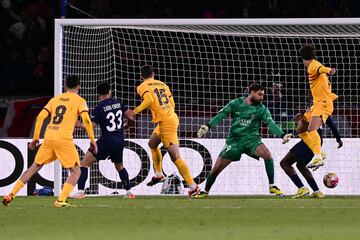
91,98,128,136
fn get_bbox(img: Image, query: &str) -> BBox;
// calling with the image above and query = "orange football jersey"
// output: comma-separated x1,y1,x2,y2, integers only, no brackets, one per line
136,78,175,123
307,60,338,102
43,92,88,140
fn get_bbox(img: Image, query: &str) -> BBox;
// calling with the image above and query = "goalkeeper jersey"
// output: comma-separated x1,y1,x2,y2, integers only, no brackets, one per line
208,97,284,139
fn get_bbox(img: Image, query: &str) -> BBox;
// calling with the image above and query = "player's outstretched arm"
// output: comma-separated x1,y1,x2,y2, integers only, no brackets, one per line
198,100,233,138
134,92,153,115
262,108,292,144
326,116,343,148
80,111,98,154
29,109,49,150
318,65,336,75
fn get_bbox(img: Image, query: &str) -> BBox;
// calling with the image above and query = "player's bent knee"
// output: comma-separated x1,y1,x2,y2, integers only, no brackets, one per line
30,162,43,171
114,163,124,171
148,135,161,149
167,144,181,162
280,160,288,170
297,125,305,135
296,162,307,170
210,169,220,177
296,120,308,134
80,161,92,168
148,142,155,149
262,153,272,161
81,151,97,168
169,152,181,162
70,165,81,178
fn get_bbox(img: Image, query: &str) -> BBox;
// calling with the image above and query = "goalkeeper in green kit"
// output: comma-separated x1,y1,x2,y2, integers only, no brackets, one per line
195,83,292,198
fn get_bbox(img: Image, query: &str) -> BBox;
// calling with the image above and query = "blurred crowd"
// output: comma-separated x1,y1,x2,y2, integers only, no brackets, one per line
0,0,55,96
0,0,359,97
69,0,359,19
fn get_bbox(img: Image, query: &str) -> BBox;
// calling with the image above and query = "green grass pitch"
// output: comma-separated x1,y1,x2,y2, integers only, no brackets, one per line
1,196,360,240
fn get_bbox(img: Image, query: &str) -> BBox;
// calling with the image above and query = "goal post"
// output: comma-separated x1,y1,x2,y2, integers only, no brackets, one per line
54,18,360,196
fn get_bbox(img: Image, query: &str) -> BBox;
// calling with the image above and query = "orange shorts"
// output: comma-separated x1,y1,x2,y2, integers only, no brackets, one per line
153,113,179,148
34,139,80,168
303,101,334,124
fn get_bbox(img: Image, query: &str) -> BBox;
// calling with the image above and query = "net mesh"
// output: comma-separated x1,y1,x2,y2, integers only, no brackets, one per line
60,23,360,195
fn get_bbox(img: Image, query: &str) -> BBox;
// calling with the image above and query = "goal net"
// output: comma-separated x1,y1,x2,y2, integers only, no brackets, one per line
55,19,360,196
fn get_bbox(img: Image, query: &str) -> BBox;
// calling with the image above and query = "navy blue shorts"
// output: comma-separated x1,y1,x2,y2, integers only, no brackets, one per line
289,141,314,165
93,136,124,163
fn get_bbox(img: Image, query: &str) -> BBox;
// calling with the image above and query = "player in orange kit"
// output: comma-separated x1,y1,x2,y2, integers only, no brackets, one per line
2,75,97,207
129,65,200,197
297,44,337,171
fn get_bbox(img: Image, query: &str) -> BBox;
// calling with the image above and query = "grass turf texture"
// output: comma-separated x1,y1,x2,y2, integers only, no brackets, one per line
1,196,360,240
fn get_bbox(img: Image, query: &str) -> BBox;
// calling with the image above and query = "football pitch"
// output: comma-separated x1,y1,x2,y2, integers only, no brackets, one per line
1,196,360,240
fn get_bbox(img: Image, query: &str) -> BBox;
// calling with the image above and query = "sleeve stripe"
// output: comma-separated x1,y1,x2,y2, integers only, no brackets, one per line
43,108,50,115
141,91,150,98
79,110,89,115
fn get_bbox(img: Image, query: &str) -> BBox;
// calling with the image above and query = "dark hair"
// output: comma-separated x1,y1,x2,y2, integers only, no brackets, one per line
97,82,111,95
249,83,264,93
65,75,80,89
141,65,154,79
299,44,316,60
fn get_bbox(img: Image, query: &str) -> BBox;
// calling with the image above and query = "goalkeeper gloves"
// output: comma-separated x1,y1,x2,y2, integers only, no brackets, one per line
281,133,292,144
197,124,209,138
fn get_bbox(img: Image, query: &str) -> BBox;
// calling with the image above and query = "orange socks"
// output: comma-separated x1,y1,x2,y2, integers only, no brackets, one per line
150,148,163,177
58,183,74,202
10,179,25,196
308,130,321,155
174,159,196,187
299,131,321,155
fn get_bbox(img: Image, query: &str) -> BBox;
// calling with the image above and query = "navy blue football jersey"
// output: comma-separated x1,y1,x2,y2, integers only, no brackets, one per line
91,98,128,138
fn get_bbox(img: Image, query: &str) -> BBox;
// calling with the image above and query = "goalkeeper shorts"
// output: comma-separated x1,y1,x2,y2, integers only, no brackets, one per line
219,137,263,161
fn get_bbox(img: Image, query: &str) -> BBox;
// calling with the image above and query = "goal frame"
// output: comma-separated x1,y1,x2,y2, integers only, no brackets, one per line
53,18,360,196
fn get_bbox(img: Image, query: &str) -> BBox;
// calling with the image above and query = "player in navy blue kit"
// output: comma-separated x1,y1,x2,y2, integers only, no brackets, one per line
72,82,135,199
280,113,343,198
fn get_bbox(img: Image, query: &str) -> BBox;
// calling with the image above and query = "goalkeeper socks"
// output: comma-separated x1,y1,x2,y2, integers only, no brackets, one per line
308,130,321,155
264,158,275,184
77,167,88,190
10,179,25,196
58,183,74,202
290,174,305,189
118,168,131,191
205,174,217,192
306,177,320,191
174,159,196,187
150,148,163,177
